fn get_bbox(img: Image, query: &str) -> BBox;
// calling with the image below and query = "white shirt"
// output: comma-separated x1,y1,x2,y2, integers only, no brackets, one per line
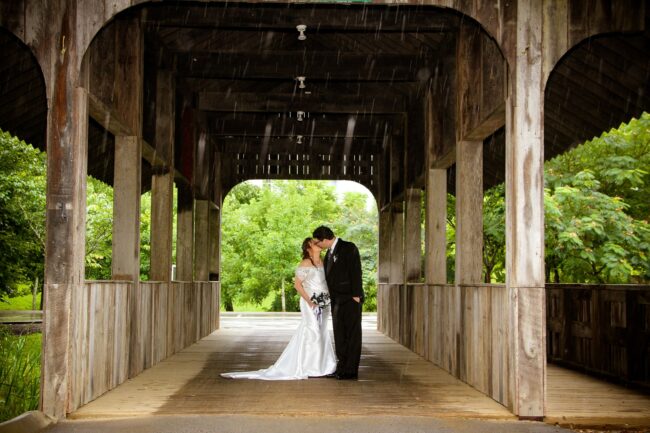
329,237,339,256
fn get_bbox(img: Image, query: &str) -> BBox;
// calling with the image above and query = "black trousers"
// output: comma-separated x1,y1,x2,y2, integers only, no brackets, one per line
331,299,362,375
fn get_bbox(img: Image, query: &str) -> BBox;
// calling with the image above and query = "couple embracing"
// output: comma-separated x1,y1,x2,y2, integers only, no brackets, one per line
222,226,364,381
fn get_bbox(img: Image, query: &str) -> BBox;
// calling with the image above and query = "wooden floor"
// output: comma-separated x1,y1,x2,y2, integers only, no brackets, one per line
71,314,650,428
546,364,650,428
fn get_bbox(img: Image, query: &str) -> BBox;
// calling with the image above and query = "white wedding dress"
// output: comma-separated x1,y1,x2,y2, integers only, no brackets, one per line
221,266,337,380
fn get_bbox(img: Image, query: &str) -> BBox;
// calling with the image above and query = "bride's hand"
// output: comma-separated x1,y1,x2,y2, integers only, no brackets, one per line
308,301,318,309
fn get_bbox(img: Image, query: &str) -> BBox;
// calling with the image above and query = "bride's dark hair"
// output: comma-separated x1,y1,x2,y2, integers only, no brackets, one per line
301,238,312,259
301,237,316,266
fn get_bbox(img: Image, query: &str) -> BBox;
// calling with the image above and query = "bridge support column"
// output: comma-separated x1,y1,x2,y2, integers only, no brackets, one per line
176,184,194,282
505,1,546,419
404,188,422,283
150,70,175,283
425,169,447,285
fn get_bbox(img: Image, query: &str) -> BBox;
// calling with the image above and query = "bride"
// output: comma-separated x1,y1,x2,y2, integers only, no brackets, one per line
221,237,337,380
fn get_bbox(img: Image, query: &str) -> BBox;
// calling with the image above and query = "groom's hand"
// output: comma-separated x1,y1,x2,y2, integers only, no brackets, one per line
352,297,360,303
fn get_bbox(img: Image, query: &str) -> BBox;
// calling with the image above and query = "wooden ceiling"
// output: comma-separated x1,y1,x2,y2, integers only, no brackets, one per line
0,3,648,197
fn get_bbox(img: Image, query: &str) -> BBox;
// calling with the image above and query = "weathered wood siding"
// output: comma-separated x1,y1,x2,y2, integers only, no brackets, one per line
378,283,511,409
547,284,650,390
69,280,220,411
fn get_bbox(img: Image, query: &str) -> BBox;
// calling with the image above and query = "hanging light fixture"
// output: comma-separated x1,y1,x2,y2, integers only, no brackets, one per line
296,135,303,144
296,111,305,121
296,76,306,89
296,24,307,41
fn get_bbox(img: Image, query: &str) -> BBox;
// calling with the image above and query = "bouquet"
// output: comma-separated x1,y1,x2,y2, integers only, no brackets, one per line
310,292,331,324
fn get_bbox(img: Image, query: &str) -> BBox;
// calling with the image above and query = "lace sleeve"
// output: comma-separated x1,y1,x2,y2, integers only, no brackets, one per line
295,267,309,282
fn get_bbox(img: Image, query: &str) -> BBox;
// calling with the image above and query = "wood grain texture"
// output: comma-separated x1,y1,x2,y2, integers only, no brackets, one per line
71,314,513,420
455,140,483,285
67,280,220,413
378,284,510,408
404,189,422,283
505,0,546,417
425,169,447,285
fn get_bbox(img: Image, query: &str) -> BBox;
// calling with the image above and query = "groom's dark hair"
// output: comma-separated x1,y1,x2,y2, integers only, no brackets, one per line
313,226,335,241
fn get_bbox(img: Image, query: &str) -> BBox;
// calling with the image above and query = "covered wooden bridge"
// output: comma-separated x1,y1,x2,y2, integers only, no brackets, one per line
0,0,649,424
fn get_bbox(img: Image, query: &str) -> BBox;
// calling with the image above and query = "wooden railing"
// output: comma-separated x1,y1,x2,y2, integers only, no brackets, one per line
377,282,511,409
68,280,220,411
546,284,650,390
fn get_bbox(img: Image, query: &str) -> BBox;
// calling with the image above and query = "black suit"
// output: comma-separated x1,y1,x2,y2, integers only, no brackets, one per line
324,238,364,376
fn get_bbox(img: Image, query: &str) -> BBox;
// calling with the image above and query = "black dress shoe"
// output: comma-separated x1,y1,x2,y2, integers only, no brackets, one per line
323,372,337,378
336,372,358,380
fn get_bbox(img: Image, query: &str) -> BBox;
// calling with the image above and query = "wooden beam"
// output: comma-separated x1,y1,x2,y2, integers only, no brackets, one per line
143,5,460,32
194,200,210,281
208,114,400,137
177,52,435,82
456,22,506,142
506,0,546,418
215,136,385,154
378,209,391,284
454,140,483,286
208,206,221,281
389,206,404,284
184,78,418,98
404,188,422,283
176,184,194,282
463,102,505,141
88,91,169,168
150,71,175,282
112,136,142,282
198,91,406,114
425,168,447,285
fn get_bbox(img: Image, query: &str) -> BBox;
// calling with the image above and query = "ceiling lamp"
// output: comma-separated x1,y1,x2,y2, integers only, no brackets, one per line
296,111,305,122
296,135,303,144
296,25,307,41
296,76,306,89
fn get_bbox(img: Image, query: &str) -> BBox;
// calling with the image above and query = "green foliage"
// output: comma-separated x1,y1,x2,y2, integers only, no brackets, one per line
0,328,41,422
0,131,46,299
221,181,378,312
483,184,505,283
476,113,650,284
544,113,650,283
84,177,114,280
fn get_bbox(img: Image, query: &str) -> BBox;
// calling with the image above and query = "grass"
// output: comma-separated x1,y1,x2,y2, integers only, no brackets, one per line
0,327,41,422
0,293,41,310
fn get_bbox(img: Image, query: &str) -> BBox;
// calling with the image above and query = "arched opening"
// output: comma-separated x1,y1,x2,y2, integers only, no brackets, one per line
543,32,650,424
220,179,378,312
0,26,47,422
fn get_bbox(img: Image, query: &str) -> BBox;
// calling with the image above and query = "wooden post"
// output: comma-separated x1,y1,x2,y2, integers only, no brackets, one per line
150,70,175,282
425,169,447,284
112,136,142,281
176,184,194,282
112,136,142,378
389,205,405,284
208,205,221,281
454,140,483,285
42,85,88,418
194,200,210,281
404,188,422,283
378,209,392,284
505,1,546,419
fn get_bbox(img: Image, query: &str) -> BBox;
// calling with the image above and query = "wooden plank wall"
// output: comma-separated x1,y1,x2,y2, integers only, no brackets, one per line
378,283,511,409
547,284,650,390
70,280,220,411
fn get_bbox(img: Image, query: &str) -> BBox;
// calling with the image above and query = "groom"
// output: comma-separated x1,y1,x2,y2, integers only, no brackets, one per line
313,226,364,380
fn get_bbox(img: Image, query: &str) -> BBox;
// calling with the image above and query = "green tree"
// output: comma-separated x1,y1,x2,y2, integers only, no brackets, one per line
84,177,114,280
0,131,46,299
483,184,505,283
221,181,378,312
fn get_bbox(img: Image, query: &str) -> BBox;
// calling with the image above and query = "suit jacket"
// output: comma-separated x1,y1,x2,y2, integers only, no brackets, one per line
324,238,364,303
